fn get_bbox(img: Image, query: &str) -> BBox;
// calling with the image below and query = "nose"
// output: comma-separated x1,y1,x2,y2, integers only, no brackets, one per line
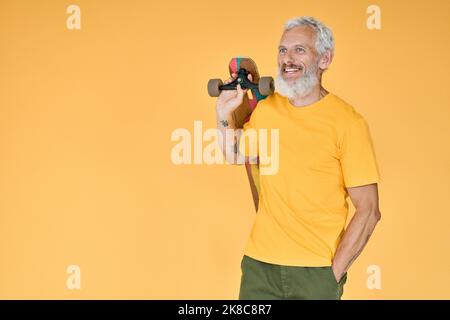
282,49,295,65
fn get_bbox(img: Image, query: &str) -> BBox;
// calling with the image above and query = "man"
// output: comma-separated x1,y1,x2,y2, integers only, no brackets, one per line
215,16,381,300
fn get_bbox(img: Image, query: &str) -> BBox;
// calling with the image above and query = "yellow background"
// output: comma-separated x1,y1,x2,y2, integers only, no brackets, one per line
1,0,449,299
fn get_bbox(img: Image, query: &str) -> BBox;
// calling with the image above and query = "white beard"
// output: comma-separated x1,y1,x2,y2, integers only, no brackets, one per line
275,63,319,99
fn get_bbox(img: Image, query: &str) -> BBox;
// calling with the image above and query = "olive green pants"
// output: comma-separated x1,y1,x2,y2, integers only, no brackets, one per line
239,255,347,300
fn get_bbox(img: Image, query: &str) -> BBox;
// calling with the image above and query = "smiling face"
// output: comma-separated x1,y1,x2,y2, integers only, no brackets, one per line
275,24,333,99
277,25,320,83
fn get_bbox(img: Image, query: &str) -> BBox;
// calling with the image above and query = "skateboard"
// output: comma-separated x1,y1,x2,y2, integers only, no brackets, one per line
207,57,274,212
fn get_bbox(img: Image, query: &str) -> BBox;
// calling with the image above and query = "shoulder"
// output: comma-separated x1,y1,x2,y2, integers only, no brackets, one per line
328,93,366,126
248,92,280,119
252,92,290,117
254,92,282,109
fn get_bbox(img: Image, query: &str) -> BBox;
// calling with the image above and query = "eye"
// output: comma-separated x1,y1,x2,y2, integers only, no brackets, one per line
296,47,305,53
279,48,287,54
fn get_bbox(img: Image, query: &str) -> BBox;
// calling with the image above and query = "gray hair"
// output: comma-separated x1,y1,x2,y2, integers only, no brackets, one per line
284,16,334,56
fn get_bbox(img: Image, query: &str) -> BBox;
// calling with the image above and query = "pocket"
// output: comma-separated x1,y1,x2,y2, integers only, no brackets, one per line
327,267,347,285
327,267,339,285
339,271,348,285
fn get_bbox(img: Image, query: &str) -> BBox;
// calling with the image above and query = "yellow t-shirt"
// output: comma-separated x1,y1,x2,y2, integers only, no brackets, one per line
239,92,380,267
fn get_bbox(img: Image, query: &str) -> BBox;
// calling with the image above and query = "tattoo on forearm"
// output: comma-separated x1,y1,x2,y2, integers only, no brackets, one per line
220,120,229,127
234,141,238,154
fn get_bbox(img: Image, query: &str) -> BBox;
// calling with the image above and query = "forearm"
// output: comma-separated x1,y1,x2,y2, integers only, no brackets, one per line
215,110,242,164
332,207,381,281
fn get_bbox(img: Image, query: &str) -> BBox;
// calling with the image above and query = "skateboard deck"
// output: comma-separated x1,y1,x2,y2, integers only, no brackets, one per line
208,57,273,212
227,57,269,212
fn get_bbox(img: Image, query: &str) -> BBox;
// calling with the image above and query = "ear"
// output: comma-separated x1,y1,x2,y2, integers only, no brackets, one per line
318,50,333,71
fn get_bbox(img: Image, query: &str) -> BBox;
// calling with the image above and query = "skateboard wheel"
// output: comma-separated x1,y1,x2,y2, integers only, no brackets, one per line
258,77,275,96
207,79,223,97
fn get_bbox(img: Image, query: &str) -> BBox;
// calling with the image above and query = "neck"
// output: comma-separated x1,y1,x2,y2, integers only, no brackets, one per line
289,84,328,107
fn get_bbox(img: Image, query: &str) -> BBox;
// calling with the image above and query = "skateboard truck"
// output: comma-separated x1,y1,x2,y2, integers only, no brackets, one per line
219,68,258,91
207,68,274,97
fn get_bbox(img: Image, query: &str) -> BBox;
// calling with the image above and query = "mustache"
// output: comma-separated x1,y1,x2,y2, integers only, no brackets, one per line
281,63,305,71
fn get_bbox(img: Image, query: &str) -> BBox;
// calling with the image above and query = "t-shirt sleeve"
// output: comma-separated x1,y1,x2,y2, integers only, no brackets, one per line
238,110,259,158
339,116,381,188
